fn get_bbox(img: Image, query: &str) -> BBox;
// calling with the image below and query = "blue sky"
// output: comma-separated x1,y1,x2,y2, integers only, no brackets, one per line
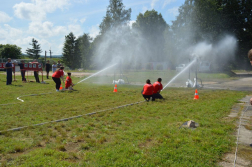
0,0,185,55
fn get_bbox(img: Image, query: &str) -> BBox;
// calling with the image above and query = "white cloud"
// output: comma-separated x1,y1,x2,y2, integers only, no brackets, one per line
0,24,23,40
28,21,67,38
13,2,46,21
0,11,12,23
13,0,70,21
80,17,86,24
68,24,83,37
89,25,99,39
162,0,177,8
168,6,179,16
151,0,159,9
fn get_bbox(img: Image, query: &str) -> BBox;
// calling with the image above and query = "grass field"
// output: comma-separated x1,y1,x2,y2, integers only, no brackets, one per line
0,70,249,166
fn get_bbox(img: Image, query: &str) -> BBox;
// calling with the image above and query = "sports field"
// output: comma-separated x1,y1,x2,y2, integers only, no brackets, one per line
0,70,248,166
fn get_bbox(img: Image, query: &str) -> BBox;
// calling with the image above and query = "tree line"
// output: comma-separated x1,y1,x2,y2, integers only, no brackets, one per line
62,0,252,70
1,0,251,70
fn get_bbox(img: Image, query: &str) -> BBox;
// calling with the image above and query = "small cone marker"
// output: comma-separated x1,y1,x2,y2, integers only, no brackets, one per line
60,84,63,90
113,84,118,92
194,89,199,99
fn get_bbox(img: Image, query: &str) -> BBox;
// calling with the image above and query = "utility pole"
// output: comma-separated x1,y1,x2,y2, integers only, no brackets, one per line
45,51,47,68
49,49,52,59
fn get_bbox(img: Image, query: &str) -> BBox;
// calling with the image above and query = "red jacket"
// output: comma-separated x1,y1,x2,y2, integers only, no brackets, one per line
65,76,72,88
142,83,154,95
153,81,163,94
52,69,64,78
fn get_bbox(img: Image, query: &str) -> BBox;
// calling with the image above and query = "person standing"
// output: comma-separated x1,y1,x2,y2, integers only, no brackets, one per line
153,78,164,99
141,79,154,101
52,62,57,73
31,59,40,83
4,58,13,85
18,60,26,82
45,60,50,79
57,60,62,68
52,66,65,91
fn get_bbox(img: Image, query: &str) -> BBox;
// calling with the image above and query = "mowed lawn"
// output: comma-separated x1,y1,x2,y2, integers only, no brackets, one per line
0,70,249,166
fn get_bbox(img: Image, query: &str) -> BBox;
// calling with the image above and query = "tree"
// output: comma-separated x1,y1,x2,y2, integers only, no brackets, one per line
99,0,131,34
171,0,252,69
62,32,82,69
133,10,168,61
78,33,92,69
26,38,42,59
0,44,22,59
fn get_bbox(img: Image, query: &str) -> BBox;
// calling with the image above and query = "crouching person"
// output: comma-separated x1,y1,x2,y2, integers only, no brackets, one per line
153,78,164,100
141,79,154,101
65,72,74,90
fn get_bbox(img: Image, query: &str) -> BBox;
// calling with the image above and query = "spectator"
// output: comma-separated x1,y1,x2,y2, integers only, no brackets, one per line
4,58,13,85
45,60,50,79
18,60,26,82
57,60,62,68
31,59,40,83
52,62,57,73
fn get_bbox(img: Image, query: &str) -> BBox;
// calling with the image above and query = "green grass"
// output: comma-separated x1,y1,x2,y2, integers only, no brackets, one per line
0,70,249,166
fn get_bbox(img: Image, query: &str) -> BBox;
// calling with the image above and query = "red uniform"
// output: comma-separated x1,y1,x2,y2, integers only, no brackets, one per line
65,76,72,88
142,83,154,95
52,69,64,78
153,81,163,94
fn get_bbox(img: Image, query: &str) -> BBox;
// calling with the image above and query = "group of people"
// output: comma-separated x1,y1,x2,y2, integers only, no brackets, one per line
51,66,74,92
4,59,74,91
142,78,164,101
46,60,62,79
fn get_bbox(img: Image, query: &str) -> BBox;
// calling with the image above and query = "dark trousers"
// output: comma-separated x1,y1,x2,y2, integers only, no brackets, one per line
34,71,40,83
21,70,26,81
52,77,61,90
142,94,155,101
46,70,49,79
6,71,12,85
153,93,163,99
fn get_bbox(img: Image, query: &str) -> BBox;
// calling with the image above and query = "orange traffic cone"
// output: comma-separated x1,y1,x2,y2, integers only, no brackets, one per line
113,84,118,92
194,89,199,99
60,84,63,90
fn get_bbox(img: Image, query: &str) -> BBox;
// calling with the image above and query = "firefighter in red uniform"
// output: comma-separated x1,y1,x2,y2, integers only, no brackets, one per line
65,72,74,90
52,66,64,91
153,78,164,99
141,79,154,101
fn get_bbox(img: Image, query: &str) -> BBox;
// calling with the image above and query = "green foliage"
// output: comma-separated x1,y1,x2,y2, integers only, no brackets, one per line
171,0,252,69
133,10,168,62
99,0,131,34
62,32,82,69
26,38,42,59
0,44,22,59
78,33,92,69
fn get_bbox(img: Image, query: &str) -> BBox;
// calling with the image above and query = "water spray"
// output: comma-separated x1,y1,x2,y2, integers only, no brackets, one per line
162,58,197,90
76,63,117,85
